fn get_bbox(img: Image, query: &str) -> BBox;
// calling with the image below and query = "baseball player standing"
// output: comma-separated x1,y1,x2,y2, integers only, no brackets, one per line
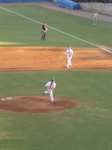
65,46,74,68
93,12,99,25
41,22,48,40
43,79,56,103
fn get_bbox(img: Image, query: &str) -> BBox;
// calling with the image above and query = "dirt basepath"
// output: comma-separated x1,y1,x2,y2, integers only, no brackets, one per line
0,47,112,71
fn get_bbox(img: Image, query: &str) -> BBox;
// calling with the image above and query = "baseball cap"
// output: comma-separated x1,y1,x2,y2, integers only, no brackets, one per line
51,79,55,81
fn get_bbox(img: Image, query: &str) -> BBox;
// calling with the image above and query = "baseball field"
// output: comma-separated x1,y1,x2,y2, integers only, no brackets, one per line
0,2,112,150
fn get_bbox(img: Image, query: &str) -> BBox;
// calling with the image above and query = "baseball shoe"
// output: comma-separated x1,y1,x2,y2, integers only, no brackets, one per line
51,101,55,104
43,92,45,96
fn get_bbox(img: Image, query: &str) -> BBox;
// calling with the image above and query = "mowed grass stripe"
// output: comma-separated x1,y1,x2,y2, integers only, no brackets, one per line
0,6,111,53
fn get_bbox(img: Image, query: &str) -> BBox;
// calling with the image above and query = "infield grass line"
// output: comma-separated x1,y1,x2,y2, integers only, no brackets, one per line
0,6,112,54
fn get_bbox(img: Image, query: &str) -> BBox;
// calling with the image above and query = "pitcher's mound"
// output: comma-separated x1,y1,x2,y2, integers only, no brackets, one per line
0,96,76,114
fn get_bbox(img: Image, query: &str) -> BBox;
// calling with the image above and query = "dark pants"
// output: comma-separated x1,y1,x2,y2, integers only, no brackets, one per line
41,31,46,40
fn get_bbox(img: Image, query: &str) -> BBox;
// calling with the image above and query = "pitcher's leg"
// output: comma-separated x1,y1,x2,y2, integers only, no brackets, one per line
49,91,55,103
69,57,72,66
43,90,49,96
67,57,70,68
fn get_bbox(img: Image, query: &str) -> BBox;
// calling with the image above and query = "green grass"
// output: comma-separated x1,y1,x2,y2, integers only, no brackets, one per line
0,70,112,107
0,4,112,150
1,112,111,150
0,5,112,47
0,71,112,150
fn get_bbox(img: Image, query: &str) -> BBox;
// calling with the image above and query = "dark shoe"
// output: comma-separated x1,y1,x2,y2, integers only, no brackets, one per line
51,101,55,104
43,92,45,96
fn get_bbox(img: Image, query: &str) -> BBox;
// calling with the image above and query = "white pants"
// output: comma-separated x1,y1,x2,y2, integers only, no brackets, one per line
44,90,54,102
67,56,72,68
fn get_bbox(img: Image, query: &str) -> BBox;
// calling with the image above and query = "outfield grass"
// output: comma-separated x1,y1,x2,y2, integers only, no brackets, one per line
0,4,112,150
0,5,112,47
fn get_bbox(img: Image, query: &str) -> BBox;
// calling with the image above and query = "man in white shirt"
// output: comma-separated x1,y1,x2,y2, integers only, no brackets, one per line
43,79,56,103
65,46,74,68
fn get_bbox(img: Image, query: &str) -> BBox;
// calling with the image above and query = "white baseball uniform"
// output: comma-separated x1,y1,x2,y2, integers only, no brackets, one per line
65,47,73,68
43,80,56,103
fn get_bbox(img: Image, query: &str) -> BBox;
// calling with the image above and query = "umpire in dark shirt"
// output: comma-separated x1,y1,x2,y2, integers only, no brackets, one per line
41,22,48,40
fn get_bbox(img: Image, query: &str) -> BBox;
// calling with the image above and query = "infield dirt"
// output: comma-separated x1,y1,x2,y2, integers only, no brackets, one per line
0,46,112,114
0,47,112,71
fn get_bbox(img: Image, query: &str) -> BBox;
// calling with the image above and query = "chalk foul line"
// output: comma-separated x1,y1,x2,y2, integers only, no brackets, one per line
0,6,112,54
